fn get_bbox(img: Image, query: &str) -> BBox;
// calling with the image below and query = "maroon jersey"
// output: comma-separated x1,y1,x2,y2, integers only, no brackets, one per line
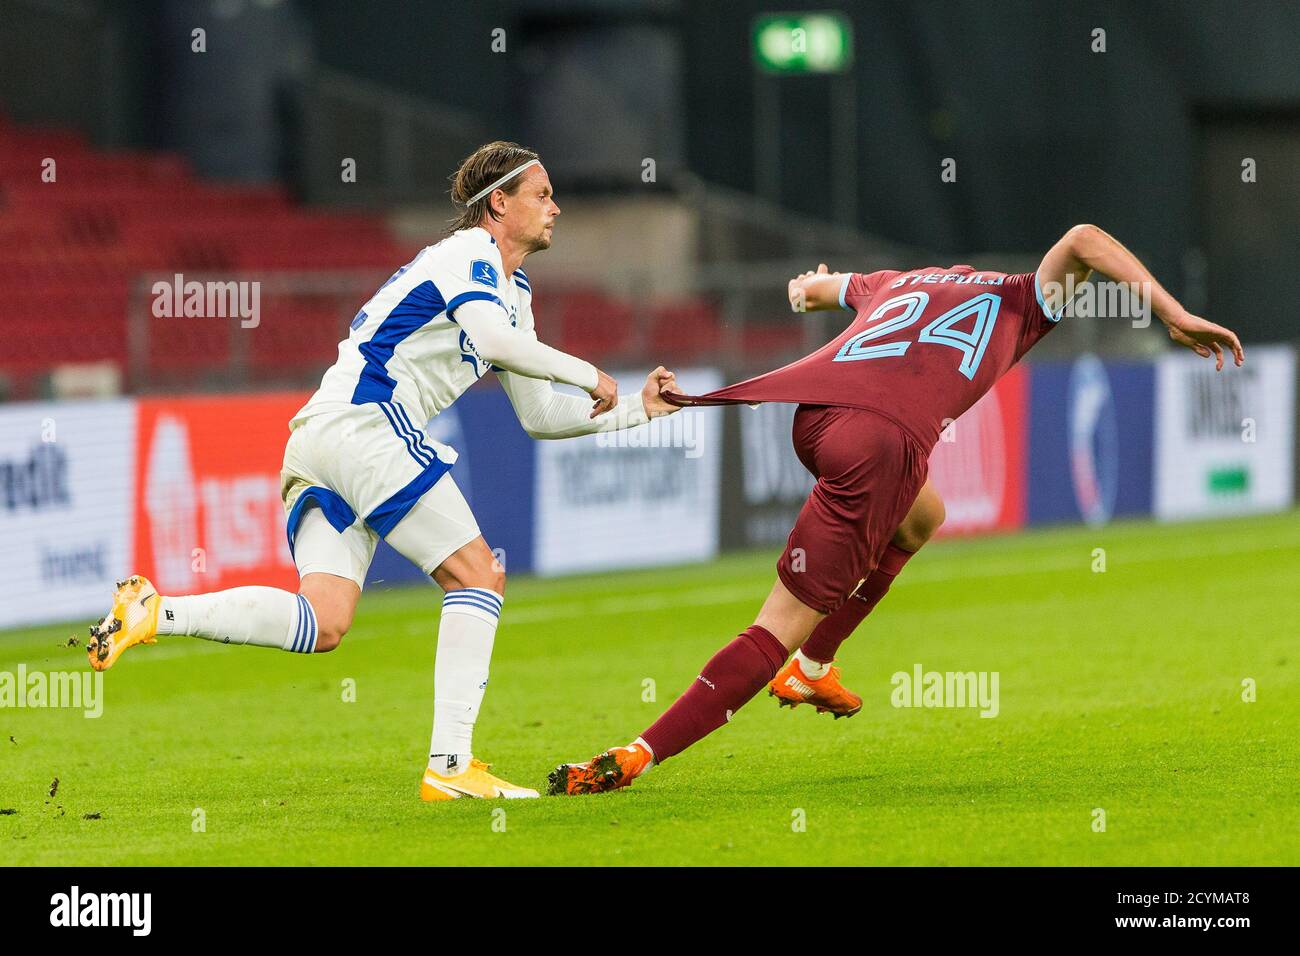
676,266,1060,449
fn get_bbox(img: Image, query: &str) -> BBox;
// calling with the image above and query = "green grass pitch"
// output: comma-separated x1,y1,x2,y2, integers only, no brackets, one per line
2,512,1296,865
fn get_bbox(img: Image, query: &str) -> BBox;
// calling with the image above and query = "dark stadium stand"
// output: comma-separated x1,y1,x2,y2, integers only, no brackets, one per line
0,116,751,400
0,115,408,397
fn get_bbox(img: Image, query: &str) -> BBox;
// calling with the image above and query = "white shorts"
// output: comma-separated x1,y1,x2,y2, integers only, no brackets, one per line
279,402,482,589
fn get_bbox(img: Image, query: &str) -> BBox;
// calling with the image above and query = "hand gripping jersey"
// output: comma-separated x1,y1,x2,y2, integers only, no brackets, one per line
670,266,1063,450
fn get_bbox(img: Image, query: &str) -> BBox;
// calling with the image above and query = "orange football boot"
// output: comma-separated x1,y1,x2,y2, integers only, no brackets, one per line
547,743,654,796
86,576,161,671
420,758,539,801
768,657,862,718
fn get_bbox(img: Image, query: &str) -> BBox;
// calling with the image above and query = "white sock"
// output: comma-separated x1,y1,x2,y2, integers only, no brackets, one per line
632,737,657,770
795,648,831,680
157,588,318,653
428,588,502,772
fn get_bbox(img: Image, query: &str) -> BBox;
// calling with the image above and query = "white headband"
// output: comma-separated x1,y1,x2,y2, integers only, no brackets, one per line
466,159,540,205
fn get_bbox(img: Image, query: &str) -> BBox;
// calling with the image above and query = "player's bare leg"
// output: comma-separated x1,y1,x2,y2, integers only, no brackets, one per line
753,577,828,652
548,578,822,795
772,481,946,715
418,535,537,800
296,573,360,653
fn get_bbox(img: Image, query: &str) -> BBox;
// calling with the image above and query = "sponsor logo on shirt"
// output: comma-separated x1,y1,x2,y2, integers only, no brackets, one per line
458,330,488,379
470,259,499,289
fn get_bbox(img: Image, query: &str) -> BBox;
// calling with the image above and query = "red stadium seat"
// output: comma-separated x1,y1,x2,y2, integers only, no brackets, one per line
0,119,717,396
0,120,408,393
535,289,637,366
648,299,723,363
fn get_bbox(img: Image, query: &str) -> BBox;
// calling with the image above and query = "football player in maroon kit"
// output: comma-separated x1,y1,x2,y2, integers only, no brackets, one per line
549,223,1244,796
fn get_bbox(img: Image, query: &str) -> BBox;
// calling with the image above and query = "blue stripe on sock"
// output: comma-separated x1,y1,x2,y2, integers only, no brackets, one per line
460,587,503,609
443,595,501,615
299,595,311,653
304,596,317,653
291,595,306,652
444,589,503,611
443,595,501,618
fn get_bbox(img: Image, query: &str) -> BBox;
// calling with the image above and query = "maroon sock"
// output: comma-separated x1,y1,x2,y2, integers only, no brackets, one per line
800,543,916,663
640,625,787,763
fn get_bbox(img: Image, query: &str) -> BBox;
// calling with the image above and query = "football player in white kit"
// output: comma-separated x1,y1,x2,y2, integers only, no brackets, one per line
87,142,682,800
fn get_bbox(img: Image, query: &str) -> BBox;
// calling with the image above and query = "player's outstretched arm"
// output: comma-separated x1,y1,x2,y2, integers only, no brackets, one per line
1038,224,1244,370
454,299,619,411
498,366,679,440
787,263,848,313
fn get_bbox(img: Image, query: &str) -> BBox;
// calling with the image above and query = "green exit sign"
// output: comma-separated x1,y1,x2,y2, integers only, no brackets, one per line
753,12,853,74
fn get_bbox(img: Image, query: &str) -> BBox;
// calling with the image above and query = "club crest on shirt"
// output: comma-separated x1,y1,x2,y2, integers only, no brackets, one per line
470,259,499,289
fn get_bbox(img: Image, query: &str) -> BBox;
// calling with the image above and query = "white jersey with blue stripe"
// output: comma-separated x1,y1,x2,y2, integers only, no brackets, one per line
293,226,533,429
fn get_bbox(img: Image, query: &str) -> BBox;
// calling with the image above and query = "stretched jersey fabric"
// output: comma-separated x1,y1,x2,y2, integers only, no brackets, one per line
293,226,537,429
669,266,1062,450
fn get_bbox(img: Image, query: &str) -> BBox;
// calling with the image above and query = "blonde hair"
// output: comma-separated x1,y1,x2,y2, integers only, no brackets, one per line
448,141,541,233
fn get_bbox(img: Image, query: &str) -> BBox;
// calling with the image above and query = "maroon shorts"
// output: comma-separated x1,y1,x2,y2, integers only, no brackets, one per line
776,405,929,614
